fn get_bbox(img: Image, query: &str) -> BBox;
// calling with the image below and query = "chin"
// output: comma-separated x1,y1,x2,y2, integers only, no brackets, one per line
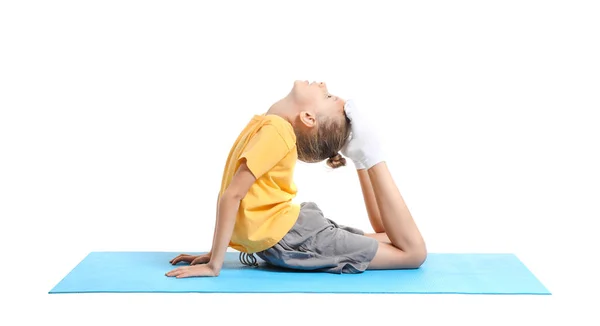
293,80,309,86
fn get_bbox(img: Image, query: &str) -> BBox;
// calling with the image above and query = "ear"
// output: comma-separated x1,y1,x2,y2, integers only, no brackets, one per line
299,111,316,128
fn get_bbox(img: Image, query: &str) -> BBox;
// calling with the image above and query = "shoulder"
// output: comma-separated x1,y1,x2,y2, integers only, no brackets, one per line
257,114,296,151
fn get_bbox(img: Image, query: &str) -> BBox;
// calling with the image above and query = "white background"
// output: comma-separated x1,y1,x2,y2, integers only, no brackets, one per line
1,0,599,325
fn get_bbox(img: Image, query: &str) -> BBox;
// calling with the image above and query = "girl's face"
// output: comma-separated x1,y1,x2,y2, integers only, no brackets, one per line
290,81,351,165
291,80,345,119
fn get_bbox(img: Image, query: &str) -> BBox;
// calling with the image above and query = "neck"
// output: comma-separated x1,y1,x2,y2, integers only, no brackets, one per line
266,96,296,125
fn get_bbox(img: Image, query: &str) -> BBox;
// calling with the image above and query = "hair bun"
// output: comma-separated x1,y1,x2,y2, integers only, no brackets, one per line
326,153,347,169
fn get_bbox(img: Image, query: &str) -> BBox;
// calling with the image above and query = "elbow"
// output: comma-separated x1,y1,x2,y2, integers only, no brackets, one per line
221,189,245,203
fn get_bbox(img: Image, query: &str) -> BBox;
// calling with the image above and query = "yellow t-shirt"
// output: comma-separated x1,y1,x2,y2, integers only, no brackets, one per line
219,114,301,254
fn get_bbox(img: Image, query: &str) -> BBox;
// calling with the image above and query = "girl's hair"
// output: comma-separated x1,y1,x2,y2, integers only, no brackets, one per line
295,113,351,169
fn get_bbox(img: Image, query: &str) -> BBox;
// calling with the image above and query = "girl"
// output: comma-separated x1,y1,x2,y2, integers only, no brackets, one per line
166,80,426,277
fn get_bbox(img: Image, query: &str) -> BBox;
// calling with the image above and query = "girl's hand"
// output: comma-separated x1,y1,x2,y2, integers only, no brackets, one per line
165,264,219,278
169,253,211,265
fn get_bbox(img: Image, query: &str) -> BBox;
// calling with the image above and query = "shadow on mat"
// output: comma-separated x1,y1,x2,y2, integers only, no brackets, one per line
218,258,322,273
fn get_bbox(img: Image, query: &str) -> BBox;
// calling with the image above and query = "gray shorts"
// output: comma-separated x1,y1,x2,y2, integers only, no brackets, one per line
254,202,379,274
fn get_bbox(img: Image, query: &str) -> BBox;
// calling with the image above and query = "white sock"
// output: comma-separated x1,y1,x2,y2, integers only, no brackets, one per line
342,100,385,170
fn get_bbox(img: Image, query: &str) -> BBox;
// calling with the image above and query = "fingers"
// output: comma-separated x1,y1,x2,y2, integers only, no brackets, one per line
165,266,198,278
165,266,187,277
170,254,192,265
166,264,217,278
191,255,209,265
165,266,197,278
169,254,188,263
170,253,211,266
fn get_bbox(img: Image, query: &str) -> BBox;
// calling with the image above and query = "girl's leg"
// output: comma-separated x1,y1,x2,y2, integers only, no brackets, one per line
361,162,427,269
356,168,393,242
356,169,385,233
356,168,402,244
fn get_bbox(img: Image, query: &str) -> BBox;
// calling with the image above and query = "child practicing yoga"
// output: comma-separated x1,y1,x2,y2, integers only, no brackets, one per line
166,80,427,277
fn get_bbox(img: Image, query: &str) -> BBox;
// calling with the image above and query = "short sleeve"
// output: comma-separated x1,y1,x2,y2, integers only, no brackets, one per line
239,125,292,179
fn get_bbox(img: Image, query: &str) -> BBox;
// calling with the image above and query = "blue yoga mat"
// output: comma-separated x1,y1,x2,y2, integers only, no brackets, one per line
49,251,550,295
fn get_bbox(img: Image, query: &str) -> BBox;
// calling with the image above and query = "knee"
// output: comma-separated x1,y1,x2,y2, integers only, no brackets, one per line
373,226,386,233
412,250,427,268
408,244,427,268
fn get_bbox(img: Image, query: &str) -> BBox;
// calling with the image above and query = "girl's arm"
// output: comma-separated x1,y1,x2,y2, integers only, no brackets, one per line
208,193,220,255
206,161,256,274
166,161,256,278
167,124,289,278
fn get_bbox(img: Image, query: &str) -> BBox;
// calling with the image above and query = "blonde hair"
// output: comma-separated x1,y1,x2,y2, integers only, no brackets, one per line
295,114,351,169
